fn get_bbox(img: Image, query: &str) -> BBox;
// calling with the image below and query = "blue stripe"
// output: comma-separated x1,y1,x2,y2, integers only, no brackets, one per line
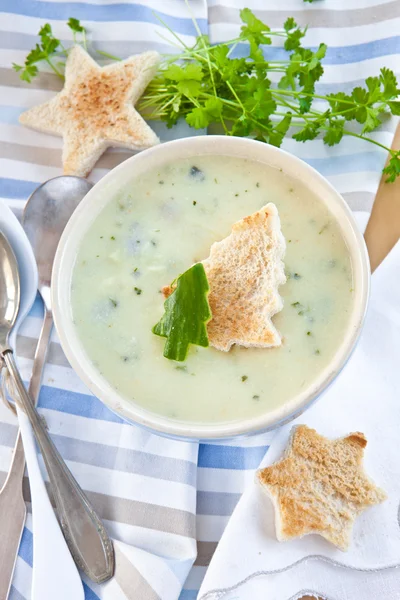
197,491,240,516
2,0,207,35
0,105,23,125
8,587,26,600
318,37,400,65
305,151,385,176
179,591,198,600
198,444,268,470
234,36,400,65
38,384,124,423
18,527,33,567
83,582,100,600
28,294,44,318
0,178,38,200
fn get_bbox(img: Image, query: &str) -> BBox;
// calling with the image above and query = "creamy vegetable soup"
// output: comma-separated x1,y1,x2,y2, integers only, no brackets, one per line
71,155,353,424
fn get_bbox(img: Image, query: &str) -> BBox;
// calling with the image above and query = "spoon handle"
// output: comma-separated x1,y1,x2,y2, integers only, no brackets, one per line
2,350,115,584
0,309,54,600
28,308,53,401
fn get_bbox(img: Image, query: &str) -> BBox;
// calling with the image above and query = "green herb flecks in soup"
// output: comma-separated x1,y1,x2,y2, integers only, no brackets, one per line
71,156,354,424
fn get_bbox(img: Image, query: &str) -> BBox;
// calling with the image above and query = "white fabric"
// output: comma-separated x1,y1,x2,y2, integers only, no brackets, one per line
199,216,400,600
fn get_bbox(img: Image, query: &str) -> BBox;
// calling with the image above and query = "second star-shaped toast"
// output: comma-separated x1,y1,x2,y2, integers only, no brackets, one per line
257,425,386,550
19,45,160,176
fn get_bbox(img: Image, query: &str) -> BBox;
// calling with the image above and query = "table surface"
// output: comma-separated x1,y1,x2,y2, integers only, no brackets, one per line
365,123,400,273
300,122,400,600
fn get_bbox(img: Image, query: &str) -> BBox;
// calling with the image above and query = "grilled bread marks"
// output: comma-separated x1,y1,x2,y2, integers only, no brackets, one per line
19,45,160,176
257,425,386,550
202,204,286,351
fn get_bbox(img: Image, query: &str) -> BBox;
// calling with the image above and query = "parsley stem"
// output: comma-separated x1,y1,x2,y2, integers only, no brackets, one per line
185,0,203,38
154,12,190,50
287,118,392,155
96,49,122,61
45,57,64,79
226,81,246,114
58,43,69,57
156,32,188,51
272,87,355,106
272,93,303,114
335,129,393,154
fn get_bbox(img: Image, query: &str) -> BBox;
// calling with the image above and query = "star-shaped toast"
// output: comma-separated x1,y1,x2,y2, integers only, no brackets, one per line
257,425,386,551
19,45,160,176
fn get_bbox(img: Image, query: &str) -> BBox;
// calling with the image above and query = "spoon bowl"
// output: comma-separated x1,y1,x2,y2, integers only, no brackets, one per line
0,232,20,350
23,176,93,307
0,199,38,348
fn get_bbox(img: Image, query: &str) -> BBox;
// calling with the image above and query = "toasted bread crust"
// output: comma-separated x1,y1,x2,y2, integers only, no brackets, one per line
202,203,286,351
257,425,387,550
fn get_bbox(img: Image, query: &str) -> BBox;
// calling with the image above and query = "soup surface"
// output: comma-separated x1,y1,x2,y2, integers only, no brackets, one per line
71,155,354,424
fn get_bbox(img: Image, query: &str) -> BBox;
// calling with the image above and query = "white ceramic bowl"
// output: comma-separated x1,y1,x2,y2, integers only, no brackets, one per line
52,136,370,440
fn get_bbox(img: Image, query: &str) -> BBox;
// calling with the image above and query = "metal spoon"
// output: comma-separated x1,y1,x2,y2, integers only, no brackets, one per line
0,231,84,600
0,178,114,586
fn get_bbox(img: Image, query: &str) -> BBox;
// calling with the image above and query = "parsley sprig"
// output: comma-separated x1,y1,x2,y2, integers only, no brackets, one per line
11,9,400,181
12,19,87,82
139,9,400,182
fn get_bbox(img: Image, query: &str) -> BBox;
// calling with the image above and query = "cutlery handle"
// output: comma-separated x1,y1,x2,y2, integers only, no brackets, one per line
28,307,53,402
0,431,26,600
2,350,114,584
0,309,57,600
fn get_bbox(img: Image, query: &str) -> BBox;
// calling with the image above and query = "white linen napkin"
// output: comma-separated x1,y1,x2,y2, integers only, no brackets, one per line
198,228,400,600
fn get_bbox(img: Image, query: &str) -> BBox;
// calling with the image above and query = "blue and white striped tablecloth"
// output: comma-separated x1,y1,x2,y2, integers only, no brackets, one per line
0,1,399,599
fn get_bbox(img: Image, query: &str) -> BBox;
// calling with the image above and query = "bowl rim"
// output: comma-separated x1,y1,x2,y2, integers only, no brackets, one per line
52,135,370,440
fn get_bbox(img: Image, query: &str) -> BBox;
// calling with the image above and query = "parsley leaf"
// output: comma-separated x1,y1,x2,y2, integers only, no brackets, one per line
13,62,38,83
13,19,88,82
323,119,344,146
12,24,65,81
67,18,86,33
380,67,399,99
388,101,400,116
186,106,210,129
293,122,320,142
186,97,222,129
269,114,292,147
383,151,400,183
164,63,203,82
284,17,297,32
152,263,212,362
